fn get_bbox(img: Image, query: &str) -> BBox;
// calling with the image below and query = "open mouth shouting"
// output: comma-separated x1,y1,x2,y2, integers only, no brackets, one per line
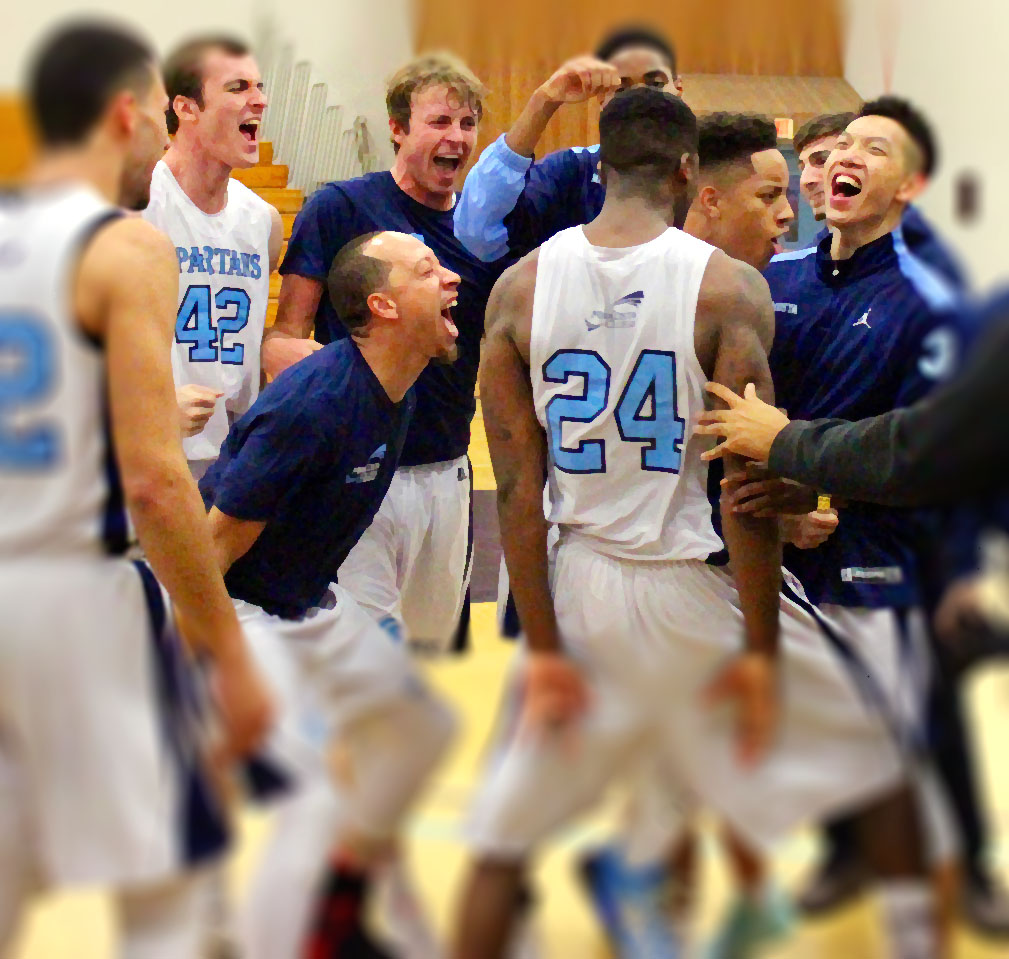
432,154,463,174
441,298,460,338
239,118,261,145
829,170,863,210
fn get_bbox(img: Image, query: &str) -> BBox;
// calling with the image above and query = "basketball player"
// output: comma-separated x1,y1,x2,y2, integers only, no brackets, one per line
455,25,679,263
0,20,271,956
453,87,937,959
580,113,837,957
143,35,283,481
201,231,460,958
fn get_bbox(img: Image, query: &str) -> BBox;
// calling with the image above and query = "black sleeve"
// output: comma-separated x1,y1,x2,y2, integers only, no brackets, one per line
768,310,1009,507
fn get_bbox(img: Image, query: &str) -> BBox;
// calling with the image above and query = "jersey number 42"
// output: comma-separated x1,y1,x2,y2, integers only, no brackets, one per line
544,348,685,474
176,286,250,364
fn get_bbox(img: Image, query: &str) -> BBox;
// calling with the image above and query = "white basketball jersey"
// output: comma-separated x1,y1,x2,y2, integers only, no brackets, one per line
0,185,126,559
530,225,722,561
144,159,272,463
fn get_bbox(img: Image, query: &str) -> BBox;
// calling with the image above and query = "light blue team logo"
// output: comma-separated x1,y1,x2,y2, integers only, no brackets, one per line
345,444,387,485
586,290,644,332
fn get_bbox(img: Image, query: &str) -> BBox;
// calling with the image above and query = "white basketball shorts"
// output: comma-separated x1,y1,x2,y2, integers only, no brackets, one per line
0,558,227,889
337,456,472,656
468,539,908,856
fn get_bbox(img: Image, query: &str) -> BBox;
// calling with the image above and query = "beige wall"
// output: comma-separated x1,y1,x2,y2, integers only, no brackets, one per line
1,0,414,168
843,0,1009,290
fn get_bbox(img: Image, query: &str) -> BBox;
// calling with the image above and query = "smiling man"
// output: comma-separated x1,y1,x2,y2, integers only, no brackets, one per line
794,112,856,223
143,35,283,481
753,96,967,959
793,111,964,290
260,53,497,955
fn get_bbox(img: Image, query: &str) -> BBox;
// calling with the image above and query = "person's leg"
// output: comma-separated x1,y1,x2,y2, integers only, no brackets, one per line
240,775,344,959
300,593,457,956
116,871,213,959
796,815,868,915
854,784,939,959
0,746,34,953
399,459,472,656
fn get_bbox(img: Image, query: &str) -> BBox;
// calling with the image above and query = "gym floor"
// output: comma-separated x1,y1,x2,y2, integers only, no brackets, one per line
15,408,1009,958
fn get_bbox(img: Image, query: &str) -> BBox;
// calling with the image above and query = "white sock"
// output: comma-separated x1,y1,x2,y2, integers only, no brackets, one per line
877,880,937,959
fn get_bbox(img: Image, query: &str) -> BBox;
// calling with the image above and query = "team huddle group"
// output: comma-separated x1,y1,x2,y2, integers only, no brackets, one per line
1,14,1003,959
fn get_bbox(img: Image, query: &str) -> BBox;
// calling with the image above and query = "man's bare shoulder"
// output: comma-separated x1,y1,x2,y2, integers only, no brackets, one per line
487,248,540,328
76,218,178,338
698,250,770,313
698,250,774,343
84,216,176,272
493,248,541,305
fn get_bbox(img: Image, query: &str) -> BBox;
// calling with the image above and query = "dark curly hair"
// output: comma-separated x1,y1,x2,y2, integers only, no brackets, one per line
698,113,778,169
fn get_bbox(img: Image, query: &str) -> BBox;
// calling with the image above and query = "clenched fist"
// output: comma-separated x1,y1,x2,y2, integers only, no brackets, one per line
177,384,222,438
537,56,622,105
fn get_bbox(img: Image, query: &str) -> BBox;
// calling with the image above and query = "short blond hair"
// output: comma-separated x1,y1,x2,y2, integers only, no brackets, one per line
386,52,486,151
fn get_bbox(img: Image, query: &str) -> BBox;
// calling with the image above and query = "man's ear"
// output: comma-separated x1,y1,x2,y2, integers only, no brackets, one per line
675,151,699,187
172,94,200,128
389,115,409,149
107,89,138,139
367,290,397,321
697,184,721,218
896,170,927,205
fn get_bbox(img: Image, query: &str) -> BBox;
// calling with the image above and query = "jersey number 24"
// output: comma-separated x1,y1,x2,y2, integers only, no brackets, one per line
176,286,250,364
544,349,685,474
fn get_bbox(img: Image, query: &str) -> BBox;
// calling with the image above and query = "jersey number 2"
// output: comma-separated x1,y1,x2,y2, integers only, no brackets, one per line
0,316,59,469
544,349,685,474
176,286,250,364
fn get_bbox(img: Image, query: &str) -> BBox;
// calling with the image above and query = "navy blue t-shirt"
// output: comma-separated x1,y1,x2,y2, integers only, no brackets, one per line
765,227,964,608
200,340,413,619
280,171,500,467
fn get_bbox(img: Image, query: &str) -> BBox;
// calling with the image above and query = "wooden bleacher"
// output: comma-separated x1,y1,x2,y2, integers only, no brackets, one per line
232,142,303,327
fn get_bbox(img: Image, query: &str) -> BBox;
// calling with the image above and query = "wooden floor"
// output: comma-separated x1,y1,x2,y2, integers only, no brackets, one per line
14,409,1009,958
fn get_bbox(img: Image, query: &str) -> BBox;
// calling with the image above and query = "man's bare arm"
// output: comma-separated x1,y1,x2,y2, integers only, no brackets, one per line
77,218,271,752
79,220,246,657
505,57,620,159
207,507,267,575
480,252,560,654
699,254,781,656
261,273,324,378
